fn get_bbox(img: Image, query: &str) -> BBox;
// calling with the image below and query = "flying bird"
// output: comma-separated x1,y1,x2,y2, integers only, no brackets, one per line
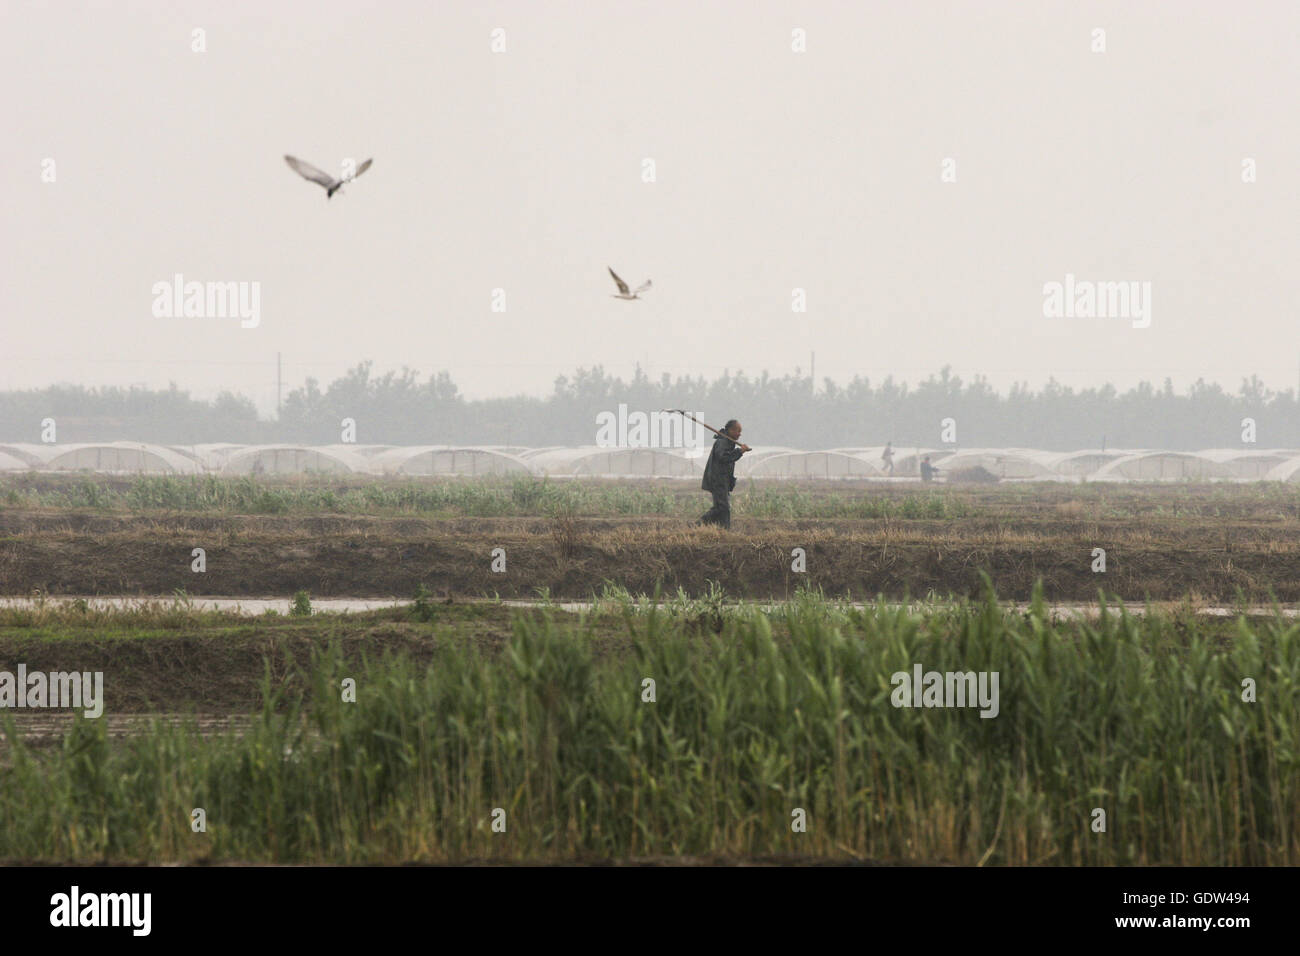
608,267,651,300
284,155,373,199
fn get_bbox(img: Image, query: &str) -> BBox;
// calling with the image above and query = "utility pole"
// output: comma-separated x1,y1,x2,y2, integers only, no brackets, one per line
276,352,282,418
810,351,815,393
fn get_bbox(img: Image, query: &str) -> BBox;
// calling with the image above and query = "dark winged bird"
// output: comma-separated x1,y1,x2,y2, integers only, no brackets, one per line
284,155,373,199
608,266,652,300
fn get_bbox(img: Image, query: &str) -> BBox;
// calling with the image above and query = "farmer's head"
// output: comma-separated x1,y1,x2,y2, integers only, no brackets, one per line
724,420,742,439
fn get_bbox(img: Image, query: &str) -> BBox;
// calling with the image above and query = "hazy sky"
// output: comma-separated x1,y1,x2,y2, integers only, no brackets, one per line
4,1,1298,415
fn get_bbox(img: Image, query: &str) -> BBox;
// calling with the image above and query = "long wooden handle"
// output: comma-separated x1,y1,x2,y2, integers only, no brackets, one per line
663,409,747,446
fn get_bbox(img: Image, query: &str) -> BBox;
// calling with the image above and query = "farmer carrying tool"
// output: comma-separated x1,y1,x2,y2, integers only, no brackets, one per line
663,410,752,529
699,419,750,528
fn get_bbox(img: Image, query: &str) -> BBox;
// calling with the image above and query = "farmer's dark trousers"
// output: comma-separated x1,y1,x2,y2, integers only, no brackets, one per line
699,487,731,529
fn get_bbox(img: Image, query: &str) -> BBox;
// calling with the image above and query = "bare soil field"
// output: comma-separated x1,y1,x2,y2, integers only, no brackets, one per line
3,476,1300,600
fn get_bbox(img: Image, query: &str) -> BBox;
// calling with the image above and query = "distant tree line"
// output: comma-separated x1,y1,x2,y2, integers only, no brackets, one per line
0,362,1293,451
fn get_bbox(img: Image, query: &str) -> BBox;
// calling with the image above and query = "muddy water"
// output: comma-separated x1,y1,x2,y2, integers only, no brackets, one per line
0,596,1295,617
1,713,252,745
0,596,405,614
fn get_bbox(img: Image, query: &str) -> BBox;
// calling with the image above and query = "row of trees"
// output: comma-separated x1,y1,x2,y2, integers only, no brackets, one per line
0,363,1291,450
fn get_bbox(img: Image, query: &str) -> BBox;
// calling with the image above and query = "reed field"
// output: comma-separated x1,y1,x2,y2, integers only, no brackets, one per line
0,589,1296,865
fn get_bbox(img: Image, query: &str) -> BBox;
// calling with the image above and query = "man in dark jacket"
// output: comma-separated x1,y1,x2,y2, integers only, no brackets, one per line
698,420,750,529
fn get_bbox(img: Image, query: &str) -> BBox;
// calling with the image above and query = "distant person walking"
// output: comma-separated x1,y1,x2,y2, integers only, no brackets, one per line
698,419,750,529
881,442,895,476
920,455,939,482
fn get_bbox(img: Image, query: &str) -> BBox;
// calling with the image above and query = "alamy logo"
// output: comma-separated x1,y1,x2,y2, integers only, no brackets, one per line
0,665,103,718
890,664,999,718
595,405,709,453
50,886,151,936
1042,273,1151,328
151,273,261,328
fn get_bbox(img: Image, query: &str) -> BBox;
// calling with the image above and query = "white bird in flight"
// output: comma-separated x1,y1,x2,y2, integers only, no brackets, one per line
284,155,373,199
608,267,651,300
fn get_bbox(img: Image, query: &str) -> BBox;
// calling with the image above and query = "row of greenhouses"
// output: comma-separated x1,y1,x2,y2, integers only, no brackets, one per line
3,442,1300,481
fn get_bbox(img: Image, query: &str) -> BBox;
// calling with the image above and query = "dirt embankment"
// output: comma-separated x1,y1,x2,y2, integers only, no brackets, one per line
1,508,1298,601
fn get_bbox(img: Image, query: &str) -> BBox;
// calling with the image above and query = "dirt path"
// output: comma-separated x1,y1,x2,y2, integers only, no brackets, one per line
4,506,1300,601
